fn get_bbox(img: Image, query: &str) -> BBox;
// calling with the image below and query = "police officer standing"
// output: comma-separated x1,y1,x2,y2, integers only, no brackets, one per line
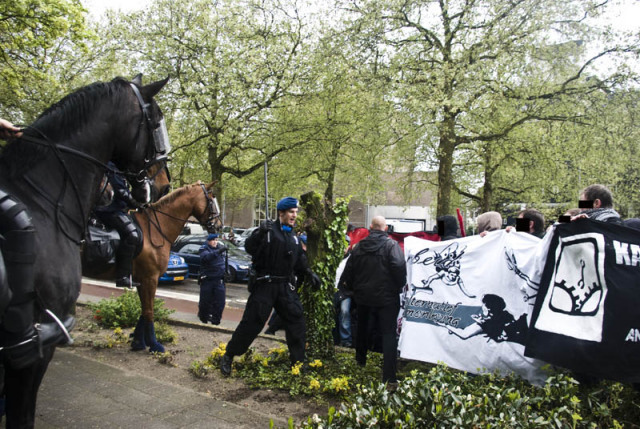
220,197,321,376
198,233,227,325
93,161,143,287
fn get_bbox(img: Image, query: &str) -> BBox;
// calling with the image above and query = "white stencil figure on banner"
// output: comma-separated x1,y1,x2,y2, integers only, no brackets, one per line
505,247,540,303
437,294,528,346
411,242,476,298
551,249,603,315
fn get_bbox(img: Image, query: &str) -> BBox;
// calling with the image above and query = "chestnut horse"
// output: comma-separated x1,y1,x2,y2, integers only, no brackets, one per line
83,182,221,352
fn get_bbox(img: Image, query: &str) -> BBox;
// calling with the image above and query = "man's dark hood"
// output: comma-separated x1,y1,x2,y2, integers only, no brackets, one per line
438,215,459,240
357,229,389,253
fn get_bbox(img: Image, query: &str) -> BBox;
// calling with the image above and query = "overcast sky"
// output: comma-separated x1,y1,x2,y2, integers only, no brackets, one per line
82,0,640,29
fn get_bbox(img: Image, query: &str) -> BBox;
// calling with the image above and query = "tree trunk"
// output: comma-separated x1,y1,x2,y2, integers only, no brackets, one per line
437,112,457,216
298,192,349,359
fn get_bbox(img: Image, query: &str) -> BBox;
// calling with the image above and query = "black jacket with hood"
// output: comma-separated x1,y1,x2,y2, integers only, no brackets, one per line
339,229,406,307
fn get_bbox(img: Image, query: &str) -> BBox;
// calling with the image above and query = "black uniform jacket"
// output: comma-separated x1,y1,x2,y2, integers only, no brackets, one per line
245,220,309,279
340,229,406,307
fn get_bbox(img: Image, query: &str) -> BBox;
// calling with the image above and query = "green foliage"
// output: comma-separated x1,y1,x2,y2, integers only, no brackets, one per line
0,0,94,120
302,365,640,428
87,290,174,328
299,194,350,359
199,342,383,401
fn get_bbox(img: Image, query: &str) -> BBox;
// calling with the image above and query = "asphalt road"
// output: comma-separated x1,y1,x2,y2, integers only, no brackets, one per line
158,277,250,309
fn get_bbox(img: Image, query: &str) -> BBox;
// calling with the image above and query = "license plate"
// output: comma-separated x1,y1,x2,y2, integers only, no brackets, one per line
174,276,184,281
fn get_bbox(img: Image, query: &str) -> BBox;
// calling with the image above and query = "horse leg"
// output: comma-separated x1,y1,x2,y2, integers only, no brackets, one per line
144,320,165,353
4,347,54,429
130,316,146,351
138,279,164,353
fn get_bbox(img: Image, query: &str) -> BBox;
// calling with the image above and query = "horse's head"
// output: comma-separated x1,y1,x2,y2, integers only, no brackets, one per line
111,74,170,205
146,159,171,202
194,181,223,233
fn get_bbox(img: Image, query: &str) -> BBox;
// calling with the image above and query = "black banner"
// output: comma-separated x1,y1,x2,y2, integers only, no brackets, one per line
525,219,640,383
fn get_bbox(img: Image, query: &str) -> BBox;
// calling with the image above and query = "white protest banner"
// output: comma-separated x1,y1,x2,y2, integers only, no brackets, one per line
399,231,547,384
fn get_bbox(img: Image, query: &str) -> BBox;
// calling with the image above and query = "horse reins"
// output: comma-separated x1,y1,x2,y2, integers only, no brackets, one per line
15,85,164,244
141,183,221,248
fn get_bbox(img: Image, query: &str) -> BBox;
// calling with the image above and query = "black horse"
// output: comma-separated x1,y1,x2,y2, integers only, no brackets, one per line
0,75,169,428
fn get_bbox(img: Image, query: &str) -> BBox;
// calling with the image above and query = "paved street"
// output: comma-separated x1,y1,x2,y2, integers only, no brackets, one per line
27,278,288,428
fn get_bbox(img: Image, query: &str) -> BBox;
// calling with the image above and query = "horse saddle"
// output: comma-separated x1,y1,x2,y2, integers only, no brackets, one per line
83,217,143,266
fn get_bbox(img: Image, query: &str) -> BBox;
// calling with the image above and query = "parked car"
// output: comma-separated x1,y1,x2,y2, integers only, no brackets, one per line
158,252,189,283
171,234,251,282
234,226,258,248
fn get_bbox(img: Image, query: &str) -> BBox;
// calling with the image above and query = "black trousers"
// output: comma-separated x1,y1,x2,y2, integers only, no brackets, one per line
355,300,400,383
226,281,306,364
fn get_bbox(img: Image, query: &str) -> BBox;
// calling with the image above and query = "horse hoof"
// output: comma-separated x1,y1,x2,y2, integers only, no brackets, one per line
131,342,146,351
149,343,165,353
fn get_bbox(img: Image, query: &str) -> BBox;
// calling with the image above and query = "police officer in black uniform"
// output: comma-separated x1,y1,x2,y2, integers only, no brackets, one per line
198,233,227,325
93,161,143,287
220,197,321,376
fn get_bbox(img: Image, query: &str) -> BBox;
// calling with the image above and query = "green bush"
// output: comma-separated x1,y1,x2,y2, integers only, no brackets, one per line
87,290,174,328
302,365,640,428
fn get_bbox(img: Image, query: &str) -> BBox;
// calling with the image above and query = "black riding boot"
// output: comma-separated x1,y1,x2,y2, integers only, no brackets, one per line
115,241,140,287
1,229,75,370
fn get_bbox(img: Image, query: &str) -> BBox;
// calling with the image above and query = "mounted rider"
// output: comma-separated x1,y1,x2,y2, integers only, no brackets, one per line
93,161,144,287
0,119,74,369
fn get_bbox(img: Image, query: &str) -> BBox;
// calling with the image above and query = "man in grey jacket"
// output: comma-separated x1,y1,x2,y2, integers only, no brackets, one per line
339,215,406,386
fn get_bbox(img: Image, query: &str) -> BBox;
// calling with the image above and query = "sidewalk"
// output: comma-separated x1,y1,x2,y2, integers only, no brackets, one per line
33,280,286,428
36,349,282,428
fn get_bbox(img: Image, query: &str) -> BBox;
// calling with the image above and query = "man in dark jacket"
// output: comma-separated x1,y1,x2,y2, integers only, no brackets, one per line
220,197,321,376
339,215,406,385
198,233,227,325
93,162,142,287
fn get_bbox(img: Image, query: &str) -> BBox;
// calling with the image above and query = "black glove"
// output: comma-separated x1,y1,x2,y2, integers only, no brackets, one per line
217,244,228,253
307,269,321,290
259,219,273,233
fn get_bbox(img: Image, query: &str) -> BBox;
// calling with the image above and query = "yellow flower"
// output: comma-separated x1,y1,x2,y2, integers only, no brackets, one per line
261,358,269,367
328,376,349,392
209,342,228,359
309,378,321,390
113,327,123,335
309,359,323,368
290,362,303,376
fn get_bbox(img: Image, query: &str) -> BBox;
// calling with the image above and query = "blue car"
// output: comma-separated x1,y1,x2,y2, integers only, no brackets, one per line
172,238,251,283
159,252,190,283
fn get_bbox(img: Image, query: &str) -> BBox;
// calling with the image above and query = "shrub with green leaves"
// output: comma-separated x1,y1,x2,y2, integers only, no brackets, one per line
88,290,174,328
301,365,640,428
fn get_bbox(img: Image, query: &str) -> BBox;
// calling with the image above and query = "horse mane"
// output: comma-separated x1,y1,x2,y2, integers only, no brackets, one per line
0,78,132,177
151,183,200,211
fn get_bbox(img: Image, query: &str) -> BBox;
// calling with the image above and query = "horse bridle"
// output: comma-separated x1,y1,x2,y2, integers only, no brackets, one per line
200,183,222,233
142,183,222,248
18,83,170,244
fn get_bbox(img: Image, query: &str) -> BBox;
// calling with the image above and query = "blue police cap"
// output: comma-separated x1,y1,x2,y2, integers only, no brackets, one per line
276,197,298,210
207,233,219,240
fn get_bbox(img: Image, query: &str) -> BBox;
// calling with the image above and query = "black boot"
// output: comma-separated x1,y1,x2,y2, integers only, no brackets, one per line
2,315,75,370
220,354,233,376
115,239,139,287
115,276,140,288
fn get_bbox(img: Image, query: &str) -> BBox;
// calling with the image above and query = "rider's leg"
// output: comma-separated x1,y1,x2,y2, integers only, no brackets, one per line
0,191,75,369
112,212,141,287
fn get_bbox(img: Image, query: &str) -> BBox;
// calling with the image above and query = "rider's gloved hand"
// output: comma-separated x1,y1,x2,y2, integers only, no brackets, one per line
259,219,273,233
307,269,322,290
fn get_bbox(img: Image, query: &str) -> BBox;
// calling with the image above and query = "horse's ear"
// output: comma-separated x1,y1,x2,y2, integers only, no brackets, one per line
131,73,143,86
140,76,170,99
